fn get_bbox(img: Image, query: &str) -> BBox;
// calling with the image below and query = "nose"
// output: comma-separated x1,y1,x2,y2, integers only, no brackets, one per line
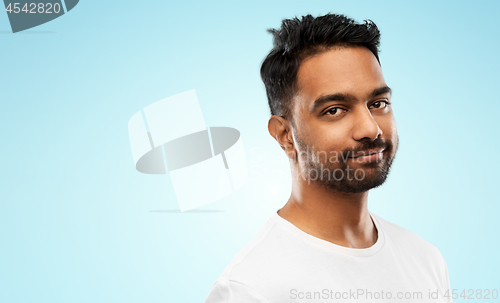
352,107,382,141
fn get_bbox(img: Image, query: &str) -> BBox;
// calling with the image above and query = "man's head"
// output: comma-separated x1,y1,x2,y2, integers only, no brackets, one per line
263,13,399,193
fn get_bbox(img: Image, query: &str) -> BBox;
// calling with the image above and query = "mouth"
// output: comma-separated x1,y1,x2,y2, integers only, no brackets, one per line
350,148,385,159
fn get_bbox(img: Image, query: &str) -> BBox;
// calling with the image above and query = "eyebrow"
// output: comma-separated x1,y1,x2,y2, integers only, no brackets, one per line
310,86,392,113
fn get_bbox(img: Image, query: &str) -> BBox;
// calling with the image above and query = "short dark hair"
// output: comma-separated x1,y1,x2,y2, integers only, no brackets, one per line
260,13,381,125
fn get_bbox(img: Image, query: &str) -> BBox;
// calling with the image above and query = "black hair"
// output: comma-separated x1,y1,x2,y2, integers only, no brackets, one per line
260,13,381,125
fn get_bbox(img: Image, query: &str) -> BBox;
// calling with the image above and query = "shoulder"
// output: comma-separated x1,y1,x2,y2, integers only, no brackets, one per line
372,212,446,264
212,212,313,295
204,279,271,303
205,215,287,302
217,215,290,282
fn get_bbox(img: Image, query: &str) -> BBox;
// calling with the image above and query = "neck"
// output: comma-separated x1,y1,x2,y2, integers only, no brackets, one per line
278,170,377,249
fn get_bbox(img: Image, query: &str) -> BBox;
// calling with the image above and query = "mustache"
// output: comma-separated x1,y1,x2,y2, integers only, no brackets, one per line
342,138,391,157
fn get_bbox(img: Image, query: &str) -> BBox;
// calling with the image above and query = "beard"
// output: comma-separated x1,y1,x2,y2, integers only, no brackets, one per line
294,133,399,194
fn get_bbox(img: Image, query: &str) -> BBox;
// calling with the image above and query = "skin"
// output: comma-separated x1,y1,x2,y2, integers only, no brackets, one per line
268,46,399,249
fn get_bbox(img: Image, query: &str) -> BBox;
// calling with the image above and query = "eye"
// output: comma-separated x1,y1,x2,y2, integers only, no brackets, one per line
323,107,347,117
370,100,391,109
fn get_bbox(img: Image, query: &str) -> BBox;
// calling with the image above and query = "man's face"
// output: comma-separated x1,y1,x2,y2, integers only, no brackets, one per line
291,46,399,193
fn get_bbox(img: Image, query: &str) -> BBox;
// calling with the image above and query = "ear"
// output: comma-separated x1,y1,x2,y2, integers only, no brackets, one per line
268,115,296,160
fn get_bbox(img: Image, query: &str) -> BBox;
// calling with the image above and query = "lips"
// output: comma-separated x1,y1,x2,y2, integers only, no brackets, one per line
350,148,385,159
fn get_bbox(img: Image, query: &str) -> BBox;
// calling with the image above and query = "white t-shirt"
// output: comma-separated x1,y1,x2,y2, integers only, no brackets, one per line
204,210,452,303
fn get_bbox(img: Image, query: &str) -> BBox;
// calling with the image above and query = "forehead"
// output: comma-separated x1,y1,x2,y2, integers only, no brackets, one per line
294,46,386,111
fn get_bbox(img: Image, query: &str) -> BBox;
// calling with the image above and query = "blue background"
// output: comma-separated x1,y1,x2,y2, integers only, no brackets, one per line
1,0,498,302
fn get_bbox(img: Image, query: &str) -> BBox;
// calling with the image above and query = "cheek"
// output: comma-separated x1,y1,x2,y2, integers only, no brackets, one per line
378,115,398,146
306,123,351,152
389,116,398,140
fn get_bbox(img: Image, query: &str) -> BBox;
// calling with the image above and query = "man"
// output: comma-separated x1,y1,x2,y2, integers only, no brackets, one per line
205,13,452,303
